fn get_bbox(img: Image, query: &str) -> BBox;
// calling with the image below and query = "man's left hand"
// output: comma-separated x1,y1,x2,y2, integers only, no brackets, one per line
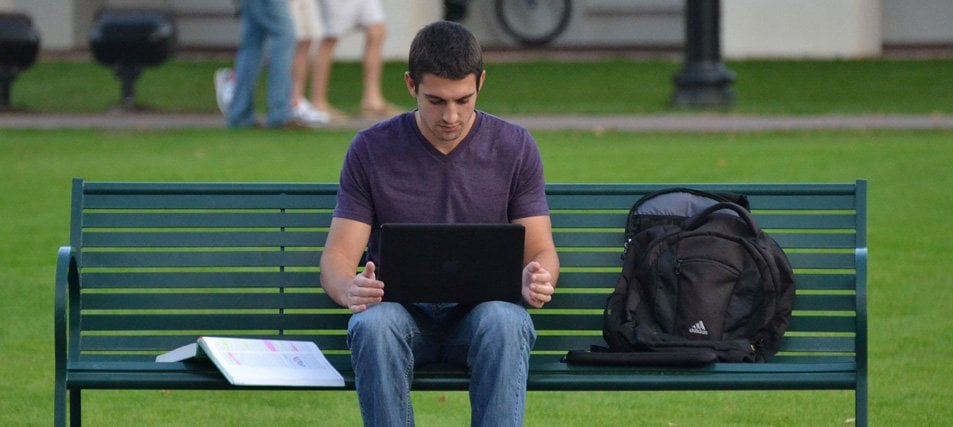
522,261,554,308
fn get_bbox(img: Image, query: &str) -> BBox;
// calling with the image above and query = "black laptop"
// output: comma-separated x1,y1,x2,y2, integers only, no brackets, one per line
376,223,525,304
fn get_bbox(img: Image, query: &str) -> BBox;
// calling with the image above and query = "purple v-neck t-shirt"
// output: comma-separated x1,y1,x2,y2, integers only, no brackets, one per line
333,110,550,263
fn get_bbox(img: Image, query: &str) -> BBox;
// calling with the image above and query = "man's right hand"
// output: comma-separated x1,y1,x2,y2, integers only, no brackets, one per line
345,261,385,313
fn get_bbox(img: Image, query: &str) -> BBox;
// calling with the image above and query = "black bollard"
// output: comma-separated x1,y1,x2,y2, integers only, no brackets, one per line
671,0,735,108
0,13,40,111
89,10,176,111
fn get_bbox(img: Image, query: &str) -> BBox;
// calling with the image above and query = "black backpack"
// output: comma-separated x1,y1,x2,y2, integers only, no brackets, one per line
588,188,796,364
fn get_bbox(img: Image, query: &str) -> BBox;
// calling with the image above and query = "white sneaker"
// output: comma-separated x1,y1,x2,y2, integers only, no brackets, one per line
214,68,235,116
293,98,330,127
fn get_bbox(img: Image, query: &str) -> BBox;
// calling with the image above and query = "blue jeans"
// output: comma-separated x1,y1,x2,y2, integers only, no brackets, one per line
227,0,295,128
348,301,536,426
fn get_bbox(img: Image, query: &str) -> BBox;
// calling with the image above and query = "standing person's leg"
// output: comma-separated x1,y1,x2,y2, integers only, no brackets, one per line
227,1,266,128
289,0,312,109
310,36,339,116
291,39,311,107
445,301,536,427
357,0,398,118
311,0,347,119
287,0,329,129
259,0,295,127
359,22,390,114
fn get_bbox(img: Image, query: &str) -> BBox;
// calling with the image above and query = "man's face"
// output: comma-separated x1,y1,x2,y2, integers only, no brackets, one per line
405,71,485,153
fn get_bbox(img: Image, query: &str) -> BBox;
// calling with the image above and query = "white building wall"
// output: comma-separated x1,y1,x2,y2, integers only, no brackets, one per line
459,0,684,48
0,0,440,60
722,0,882,59
2,0,83,50
2,0,952,59
881,0,953,45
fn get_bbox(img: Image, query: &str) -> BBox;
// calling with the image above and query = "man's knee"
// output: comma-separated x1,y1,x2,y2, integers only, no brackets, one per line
348,302,414,346
469,301,535,342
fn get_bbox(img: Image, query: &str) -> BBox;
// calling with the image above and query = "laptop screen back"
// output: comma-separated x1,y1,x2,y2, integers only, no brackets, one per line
376,223,525,304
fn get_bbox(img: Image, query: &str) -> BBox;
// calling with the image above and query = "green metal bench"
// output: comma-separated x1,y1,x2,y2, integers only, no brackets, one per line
55,178,868,426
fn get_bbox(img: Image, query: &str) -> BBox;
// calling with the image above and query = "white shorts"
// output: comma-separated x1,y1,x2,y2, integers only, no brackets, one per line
317,0,386,38
288,0,321,41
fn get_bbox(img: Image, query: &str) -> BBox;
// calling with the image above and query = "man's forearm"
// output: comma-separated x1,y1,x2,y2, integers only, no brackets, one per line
320,252,357,307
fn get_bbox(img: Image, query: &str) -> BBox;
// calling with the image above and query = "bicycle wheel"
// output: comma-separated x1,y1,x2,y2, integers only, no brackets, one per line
494,0,572,47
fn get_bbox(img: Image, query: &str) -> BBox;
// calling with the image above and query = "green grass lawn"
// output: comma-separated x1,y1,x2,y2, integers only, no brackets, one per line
1,127,951,425
9,58,953,115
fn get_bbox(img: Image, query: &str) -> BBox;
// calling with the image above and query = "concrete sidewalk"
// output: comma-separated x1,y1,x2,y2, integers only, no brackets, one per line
3,111,953,132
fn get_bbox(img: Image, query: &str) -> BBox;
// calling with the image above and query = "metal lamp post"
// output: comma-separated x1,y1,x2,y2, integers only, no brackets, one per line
672,0,735,108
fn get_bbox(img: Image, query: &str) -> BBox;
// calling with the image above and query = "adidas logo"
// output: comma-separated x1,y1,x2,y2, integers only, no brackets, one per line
689,321,709,336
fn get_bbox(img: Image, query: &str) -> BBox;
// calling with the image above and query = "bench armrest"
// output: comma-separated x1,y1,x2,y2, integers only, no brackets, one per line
54,246,76,358
54,246,77,426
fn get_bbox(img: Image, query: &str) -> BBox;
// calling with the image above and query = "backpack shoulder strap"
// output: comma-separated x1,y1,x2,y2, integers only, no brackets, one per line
564,349,718,366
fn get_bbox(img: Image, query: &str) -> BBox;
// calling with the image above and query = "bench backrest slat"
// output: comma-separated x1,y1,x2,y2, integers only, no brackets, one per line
69,179,865,364
82,250,323,268
82,271,320,288
83,212,334,229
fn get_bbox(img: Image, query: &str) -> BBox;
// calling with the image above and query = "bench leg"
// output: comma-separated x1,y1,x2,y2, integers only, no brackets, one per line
856,379,868,427
54,382,65,427
69,389,82,426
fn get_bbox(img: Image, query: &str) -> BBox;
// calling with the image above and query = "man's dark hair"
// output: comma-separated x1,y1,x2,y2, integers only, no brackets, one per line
408,21,484,92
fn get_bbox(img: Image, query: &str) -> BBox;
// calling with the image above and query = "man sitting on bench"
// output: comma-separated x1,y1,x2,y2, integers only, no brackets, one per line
319,21,560,426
